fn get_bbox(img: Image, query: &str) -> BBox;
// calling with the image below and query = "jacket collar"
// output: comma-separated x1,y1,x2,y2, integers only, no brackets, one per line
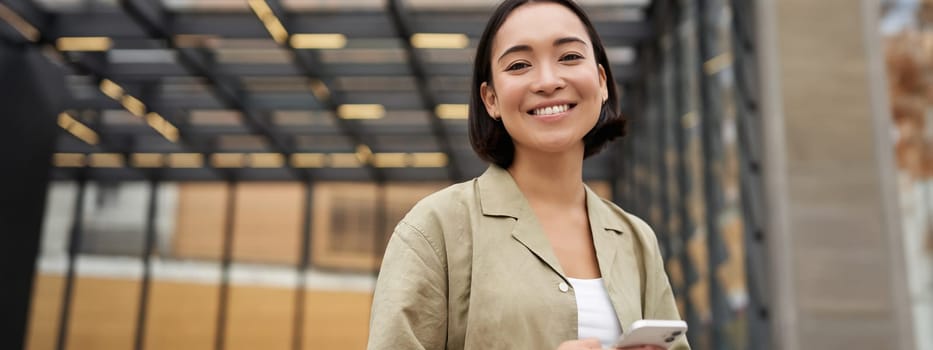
477,165,640,327
476,165,526,218
477,165,629,235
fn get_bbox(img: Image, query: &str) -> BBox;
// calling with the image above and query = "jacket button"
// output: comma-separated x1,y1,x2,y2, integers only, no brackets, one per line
558,282,569,293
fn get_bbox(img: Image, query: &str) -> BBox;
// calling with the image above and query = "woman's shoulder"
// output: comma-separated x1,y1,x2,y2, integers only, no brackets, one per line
410,179,477,214
395,178,478,235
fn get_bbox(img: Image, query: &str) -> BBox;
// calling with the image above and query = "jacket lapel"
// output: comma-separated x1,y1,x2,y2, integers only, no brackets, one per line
586,186,642,330
511,205,567,278
477,166,566,279
478,166,643,329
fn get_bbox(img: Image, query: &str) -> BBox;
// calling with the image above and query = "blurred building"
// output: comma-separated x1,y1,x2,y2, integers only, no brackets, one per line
0,0,929,349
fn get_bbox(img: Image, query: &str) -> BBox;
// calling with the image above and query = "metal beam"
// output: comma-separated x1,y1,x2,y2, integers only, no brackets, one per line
291,180,313,350
104,62,639,81
49,12,653,44
56,133,451,156
118,0,310,181
729,0,771,347
388,0,461,180
262,0,384,182
133,179,159,350
33,0,643,185
54,52,135,158
68,124,453,138
0,0,47,43
49,12,146,38
651,0,702,344
55,175,85,350
410,13,654,43
48,165,615,183
61,50,233,180
695,0,732,348
214,180,237,350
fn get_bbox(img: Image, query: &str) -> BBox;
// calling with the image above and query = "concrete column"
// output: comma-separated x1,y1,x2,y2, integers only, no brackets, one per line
756,0,915,349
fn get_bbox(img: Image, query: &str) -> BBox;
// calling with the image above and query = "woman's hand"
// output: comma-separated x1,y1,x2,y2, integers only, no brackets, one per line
557,339,665,350
557,339,603,349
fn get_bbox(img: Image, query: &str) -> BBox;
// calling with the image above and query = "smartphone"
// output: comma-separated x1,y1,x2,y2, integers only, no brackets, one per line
612,319,687,349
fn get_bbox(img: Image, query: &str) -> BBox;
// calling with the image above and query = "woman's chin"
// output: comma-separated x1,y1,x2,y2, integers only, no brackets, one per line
517,138,585,156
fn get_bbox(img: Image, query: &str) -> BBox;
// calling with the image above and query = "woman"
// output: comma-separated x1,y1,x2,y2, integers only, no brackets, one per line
368,1,688,349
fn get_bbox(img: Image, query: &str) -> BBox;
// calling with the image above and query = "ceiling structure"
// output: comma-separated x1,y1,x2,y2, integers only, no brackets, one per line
1,0,655,182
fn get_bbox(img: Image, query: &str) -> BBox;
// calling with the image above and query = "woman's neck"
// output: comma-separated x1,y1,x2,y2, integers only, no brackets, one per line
507,145,586,207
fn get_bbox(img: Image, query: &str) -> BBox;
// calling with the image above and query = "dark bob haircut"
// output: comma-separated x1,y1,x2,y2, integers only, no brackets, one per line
469,0,626,169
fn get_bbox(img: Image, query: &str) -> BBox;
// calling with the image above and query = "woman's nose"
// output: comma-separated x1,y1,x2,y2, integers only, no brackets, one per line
531,64,565,94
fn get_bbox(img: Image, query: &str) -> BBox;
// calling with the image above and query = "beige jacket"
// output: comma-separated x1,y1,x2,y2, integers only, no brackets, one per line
368,166,690,350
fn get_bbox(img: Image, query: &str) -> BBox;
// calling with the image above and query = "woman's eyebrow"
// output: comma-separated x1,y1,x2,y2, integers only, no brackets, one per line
497,36,588,63
554,36,587,47
497,44,532,63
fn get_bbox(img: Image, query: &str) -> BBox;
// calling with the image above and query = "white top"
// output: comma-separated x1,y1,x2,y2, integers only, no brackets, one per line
568,277,623,347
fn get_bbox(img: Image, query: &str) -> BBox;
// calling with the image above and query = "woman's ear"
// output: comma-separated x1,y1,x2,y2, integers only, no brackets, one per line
480,82,500,119
597,64,608,103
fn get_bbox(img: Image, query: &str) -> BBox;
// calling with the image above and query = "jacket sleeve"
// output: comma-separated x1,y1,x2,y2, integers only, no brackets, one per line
632,216,692,350
367,220,448,350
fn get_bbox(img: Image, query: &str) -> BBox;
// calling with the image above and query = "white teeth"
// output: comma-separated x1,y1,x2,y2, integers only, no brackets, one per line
532,104,569,116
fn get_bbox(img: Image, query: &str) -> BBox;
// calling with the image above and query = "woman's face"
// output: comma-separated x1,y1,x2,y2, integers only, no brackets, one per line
481,2,608,158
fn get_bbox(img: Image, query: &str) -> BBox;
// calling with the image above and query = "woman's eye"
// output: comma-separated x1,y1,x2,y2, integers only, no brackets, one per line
560,53,584,61
506,62,530,71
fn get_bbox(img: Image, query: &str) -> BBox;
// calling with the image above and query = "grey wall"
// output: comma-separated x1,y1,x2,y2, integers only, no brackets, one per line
757,0,915,349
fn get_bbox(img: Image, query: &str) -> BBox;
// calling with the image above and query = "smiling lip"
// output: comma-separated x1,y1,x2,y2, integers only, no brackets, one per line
527,102,576,121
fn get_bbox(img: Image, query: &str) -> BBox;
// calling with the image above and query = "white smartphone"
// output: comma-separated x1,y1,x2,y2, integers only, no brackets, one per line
612,319,687,349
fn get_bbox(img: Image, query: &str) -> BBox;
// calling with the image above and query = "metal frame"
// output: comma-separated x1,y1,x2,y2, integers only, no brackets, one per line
214,180,238,350
60,50,234,181
132,178,160,350
695,0,731,348
387,0,462,181
673,0,707,346
55,174,85,350
1,0,778,349
0,0,650,183
729,0,771,347
623,0,772,348
291,180,314,350
255,0,385,181
120,0,310,181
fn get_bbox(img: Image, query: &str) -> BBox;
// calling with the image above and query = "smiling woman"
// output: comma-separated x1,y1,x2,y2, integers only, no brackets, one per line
469,0,624,169
367,1,689,350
